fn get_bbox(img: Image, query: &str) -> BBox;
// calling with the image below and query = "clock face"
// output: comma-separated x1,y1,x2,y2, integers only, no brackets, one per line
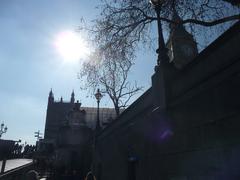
181,44,194,57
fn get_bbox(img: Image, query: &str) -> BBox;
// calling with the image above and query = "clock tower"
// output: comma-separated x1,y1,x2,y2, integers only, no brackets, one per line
166,11,198,69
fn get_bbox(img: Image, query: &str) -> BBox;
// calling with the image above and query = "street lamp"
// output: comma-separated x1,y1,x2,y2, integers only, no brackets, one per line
95,89,103,133
34,130,42,141
0,122,7,139
150,0,169,70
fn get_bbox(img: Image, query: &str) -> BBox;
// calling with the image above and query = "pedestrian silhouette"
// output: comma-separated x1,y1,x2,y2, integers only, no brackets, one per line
84,171,96,180
25,170,39,180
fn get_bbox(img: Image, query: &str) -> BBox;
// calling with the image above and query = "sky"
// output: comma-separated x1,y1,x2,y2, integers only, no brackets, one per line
1,0,235,145
0,0,156,144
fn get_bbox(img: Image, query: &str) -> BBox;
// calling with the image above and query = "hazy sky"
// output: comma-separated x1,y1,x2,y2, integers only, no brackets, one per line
0,0,156,144
1,0,233,144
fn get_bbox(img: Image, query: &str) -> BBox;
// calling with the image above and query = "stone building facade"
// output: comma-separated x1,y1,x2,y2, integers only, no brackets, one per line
44,90,116,143
42,90,116,176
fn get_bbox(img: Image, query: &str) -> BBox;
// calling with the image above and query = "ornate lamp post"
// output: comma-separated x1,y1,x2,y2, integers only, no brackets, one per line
150,0,169,70
0,123,7,139
95,89,103,133
91,89,103,177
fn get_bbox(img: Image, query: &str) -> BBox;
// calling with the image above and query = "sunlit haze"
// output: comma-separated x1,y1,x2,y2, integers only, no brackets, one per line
54,31,90,62
0,0,154,144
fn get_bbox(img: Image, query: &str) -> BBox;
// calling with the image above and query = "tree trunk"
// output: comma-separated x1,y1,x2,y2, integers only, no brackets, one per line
114,104,120,117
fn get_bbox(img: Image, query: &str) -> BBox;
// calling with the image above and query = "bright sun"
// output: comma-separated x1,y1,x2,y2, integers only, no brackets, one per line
54,31,90,62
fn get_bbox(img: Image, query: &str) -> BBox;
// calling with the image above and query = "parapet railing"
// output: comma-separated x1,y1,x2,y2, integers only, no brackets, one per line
0,160,34,180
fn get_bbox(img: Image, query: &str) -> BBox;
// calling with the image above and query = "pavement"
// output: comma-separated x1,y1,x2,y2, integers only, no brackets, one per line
0,158,33,172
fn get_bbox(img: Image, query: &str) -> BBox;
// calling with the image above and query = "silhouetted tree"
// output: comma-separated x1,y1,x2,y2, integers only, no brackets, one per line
80,47,142,116
79,0,239,115
81,0,239,58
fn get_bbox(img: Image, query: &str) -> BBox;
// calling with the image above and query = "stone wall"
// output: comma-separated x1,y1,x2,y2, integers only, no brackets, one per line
93,22,240,180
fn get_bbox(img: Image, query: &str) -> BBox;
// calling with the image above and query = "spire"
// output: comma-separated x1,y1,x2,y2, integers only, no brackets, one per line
70,90,75,103
48,88,54,104
169,10,185,34
49,88,53,96
60,96,63,103
172,9,181,22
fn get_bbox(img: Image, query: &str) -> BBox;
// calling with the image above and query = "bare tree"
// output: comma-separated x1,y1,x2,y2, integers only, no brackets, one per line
79,0,239,116
80,46,142,116
84,0,239,57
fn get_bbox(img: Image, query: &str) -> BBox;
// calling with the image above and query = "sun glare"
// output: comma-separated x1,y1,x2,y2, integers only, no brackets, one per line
54,31,90,62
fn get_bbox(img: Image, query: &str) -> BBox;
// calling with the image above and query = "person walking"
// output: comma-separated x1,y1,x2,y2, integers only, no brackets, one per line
84,171,96,180
25,170,40,180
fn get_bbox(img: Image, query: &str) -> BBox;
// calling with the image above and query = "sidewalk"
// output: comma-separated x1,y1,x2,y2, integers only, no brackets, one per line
0,158,33,172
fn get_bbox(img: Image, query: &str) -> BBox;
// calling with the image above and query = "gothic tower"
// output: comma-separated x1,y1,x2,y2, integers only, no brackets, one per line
48,89,54,104
71,90,75,104
166,11,198,69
